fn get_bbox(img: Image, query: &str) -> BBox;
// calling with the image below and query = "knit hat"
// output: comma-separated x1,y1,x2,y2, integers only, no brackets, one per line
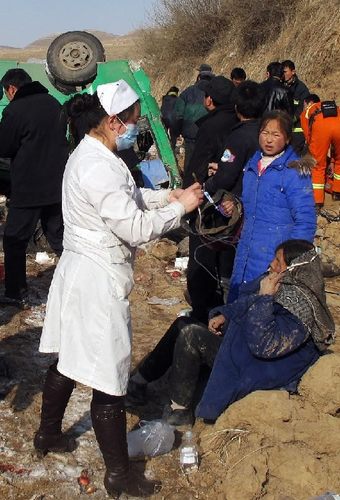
205,76,234,105
97,80,139,116
197,63,212,73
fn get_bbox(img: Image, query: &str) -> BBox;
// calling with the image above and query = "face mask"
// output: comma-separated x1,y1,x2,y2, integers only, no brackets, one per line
116,123,139,151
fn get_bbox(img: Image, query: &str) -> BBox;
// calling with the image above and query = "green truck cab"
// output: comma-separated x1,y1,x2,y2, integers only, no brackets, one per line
0,32,181,195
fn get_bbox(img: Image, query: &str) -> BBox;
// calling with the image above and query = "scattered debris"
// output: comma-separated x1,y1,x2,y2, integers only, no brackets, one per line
0,463,30,475
147,296,181,306
175,257,189,271
77,469,96,494
35,252,54,265
171,270,182,279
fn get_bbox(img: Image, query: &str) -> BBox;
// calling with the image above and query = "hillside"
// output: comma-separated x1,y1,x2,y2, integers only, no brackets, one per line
0,29,143,63
141,0,340,100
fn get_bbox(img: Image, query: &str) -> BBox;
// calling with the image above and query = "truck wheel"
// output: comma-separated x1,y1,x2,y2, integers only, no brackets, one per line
47,31,105,86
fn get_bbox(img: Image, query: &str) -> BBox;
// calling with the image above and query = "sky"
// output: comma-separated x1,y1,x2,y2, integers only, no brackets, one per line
0,0,157,47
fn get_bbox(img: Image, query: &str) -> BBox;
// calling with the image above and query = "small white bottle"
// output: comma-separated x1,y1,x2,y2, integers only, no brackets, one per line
179,430,199,473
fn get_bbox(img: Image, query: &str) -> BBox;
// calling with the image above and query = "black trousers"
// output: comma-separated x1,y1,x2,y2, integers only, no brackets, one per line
139,317,222,407
50,362,123,405
3,203,63,298
187,233,235,324
183,140,196,171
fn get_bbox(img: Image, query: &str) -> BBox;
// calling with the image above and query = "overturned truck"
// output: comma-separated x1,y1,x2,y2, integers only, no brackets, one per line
0,30,181,196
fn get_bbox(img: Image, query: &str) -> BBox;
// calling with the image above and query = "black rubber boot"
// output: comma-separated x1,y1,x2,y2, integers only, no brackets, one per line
91,400,161,498
34,364,76,457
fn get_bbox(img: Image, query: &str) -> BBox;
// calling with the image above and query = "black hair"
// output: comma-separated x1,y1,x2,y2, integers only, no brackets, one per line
198,73,213,82
166,86,179,95
1,68,32,90
282,60,295,71
230,67,246,81
266,62,284,79
275,239,314,265
234,80,263,119
65,93,139,146
260,110,293,142
304,93,321,104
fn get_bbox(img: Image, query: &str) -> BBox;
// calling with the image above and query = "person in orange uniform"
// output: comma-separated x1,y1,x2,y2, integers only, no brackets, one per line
300,94,340,205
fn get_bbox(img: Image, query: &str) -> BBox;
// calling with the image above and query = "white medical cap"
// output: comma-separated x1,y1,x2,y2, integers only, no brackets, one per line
96,80,139,116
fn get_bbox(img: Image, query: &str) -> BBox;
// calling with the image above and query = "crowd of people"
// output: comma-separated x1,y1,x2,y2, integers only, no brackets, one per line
0,60,337,498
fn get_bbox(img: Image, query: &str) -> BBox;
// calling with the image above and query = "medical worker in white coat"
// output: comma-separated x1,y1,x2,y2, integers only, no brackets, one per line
34,80,203,498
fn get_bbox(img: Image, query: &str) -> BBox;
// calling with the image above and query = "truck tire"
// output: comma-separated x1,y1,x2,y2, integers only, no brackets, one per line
47,31,105,86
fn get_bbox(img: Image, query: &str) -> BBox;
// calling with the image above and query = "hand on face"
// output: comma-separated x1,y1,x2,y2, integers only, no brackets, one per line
259,272,282,296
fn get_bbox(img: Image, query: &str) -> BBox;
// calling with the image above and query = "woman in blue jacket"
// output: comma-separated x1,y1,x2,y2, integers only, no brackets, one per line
228,110,316,302
196,241,335,421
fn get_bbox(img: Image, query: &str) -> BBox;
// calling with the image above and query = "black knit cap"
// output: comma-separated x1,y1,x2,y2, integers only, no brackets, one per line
205,76,234,105
197,63,212,72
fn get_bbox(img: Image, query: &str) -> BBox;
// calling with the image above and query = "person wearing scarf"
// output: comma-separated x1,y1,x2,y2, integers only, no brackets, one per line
196,239,335,421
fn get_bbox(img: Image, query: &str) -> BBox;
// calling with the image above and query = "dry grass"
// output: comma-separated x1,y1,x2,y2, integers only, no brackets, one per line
141,0,340,100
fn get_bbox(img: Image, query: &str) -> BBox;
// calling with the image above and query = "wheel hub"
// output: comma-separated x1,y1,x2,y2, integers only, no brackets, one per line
59,41,93,71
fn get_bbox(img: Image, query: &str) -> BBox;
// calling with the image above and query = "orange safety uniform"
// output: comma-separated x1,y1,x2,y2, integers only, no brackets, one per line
300,102,340,204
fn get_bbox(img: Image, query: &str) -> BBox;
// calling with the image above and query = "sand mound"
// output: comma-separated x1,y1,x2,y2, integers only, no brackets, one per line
198,355,340,499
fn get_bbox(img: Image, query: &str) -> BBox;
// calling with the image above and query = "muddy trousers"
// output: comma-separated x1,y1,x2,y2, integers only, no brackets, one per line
3,203,63,298
138,317,222,408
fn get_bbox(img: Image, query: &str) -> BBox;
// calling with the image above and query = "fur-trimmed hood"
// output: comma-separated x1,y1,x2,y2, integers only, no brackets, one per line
288,153,316,176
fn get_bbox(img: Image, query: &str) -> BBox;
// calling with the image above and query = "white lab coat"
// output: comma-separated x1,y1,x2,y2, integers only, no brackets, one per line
39,135,185,395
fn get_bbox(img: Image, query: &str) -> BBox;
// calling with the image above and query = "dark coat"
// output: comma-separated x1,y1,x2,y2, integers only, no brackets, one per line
204,119,259,197
173,82,208,141
261,77,294,116
183,104,238,188
229,146,316,301
160,94,178,130
285,77,310,126
195,276,320,420
0,82,69,207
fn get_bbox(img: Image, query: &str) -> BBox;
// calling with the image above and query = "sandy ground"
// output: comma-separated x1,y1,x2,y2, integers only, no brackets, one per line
0,202,339,500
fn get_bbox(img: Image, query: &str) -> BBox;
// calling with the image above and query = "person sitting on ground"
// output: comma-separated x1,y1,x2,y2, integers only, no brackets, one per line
230,67,246,87
196,239,335,421
127,240,335,426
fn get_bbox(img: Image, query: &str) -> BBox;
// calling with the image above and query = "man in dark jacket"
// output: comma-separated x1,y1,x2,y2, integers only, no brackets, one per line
160,86,179,149
204,80,262,197
183,76,238,323
0,69,69,305
260,62,294,116
173,64,213,169
127,240,334,426
282,59,310,154
183,75,238,188
186,81,261,321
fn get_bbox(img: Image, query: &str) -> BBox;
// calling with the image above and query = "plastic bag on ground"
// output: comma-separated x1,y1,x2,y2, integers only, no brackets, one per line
127,420,175,458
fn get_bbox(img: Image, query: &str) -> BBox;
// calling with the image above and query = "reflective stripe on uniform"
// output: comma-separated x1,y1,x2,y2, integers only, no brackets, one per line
312,183,325,189
293,127,303,132
334,173,340,180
